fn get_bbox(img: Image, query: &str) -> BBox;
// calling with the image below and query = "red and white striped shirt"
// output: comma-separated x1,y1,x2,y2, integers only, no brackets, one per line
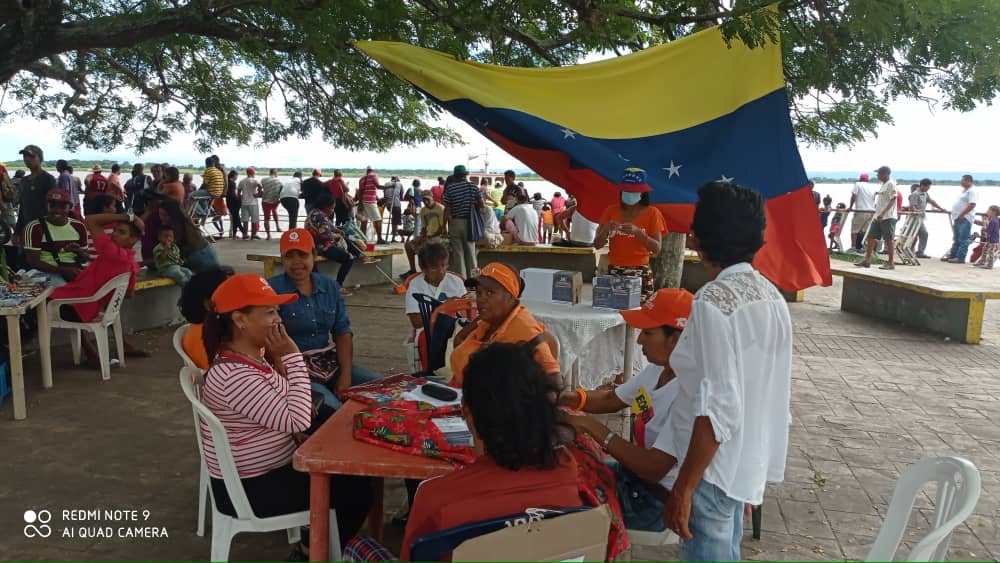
199,352,312,479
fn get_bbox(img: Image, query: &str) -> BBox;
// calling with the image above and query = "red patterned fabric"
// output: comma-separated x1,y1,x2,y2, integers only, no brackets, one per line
343,374,425,405
565,431,630,560
353,400,476,466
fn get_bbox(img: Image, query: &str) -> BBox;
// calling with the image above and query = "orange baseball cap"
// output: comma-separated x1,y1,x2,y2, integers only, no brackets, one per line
280,228,314,255
211,273,298,314
620,288,694,330
465,262,522,298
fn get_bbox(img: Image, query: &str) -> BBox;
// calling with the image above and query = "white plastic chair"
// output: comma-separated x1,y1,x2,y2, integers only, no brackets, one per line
173,325,210,537
47,271,132,381
867,456,981,562
178,367,341,562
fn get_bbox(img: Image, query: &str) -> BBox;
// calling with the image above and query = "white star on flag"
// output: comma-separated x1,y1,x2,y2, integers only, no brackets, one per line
663,160,682,178
561,127,577,139
720,174,734,182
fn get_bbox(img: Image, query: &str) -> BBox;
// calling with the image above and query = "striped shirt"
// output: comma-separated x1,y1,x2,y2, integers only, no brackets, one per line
199,352,312,479
359,172,380,204
442,179,481,219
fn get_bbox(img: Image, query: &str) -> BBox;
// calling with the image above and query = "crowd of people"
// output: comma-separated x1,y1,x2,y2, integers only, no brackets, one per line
813,167,998,269
166,171,793,562
4,144,795,560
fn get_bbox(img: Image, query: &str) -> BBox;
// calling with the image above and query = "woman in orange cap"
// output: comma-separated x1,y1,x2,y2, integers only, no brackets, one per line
558,287,693,532
449,262,561,386
594,168,667,302
200,273,372,559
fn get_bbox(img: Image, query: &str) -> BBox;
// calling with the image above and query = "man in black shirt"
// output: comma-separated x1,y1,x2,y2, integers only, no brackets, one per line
301,168,326,214
15,144,56,242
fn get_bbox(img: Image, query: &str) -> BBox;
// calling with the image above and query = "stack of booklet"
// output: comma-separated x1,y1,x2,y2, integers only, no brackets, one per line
431,417,473,447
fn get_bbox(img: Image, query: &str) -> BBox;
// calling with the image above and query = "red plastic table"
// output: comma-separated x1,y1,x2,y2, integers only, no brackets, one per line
293,400,454,562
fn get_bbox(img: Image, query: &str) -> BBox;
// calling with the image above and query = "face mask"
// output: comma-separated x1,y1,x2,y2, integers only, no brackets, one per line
621,191,642,205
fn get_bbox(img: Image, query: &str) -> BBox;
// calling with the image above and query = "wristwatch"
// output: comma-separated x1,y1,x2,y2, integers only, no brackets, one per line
601,430,616,452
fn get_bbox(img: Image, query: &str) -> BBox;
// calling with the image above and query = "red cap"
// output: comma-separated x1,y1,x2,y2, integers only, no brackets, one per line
246,167,255,175
280,228,314,255
211,273,298,314
465,262,521,298
46,189,72,204
619,288,694,330
859,173,869,181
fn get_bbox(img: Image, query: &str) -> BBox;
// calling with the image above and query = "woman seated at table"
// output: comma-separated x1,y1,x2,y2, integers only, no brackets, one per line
201,273,372,560
268,229,383,410
449,262,561,387
594,168,667,303
177,267,234,370
343,342,583,562
558,288,693,532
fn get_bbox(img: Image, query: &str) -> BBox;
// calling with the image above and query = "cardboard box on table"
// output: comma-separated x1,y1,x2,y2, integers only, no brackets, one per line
592,275,642,310
452,504,612,562
520,268,582,305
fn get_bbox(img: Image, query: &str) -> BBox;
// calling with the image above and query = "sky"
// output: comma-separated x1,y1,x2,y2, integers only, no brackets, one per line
1,94,997,176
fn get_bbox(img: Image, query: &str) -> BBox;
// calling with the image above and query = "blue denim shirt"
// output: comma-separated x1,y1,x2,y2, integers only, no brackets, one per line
268,272,352,351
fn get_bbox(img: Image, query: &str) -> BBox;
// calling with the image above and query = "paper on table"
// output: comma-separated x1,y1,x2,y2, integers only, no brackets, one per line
402,385,463,407
431,417,469,433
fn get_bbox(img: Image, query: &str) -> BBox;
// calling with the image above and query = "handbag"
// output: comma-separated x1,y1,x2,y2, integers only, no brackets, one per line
468,201,485,242
302,343,339,382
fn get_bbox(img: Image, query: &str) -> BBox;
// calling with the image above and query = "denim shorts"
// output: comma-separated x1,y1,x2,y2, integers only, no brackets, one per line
679,479,743,562
606,459,667,532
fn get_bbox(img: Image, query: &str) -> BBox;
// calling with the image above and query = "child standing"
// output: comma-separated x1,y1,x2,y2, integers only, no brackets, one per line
541,204,555,244
974,205,999,269
154,225,193,285
829,203,847,252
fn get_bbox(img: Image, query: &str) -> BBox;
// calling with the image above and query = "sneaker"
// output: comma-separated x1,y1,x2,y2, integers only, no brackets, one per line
879,264,895,270
854,262,871,268
940,256,951,262
399,270,416,280
915,253,931,259
947,258,964,264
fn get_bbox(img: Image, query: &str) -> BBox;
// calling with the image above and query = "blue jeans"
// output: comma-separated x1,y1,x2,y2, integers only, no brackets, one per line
185,245,220,273
679,480,743,562
948,220,973,261
310,363,383,410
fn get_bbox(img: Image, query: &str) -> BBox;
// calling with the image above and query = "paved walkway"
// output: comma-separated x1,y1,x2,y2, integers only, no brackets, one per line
1,242,998,561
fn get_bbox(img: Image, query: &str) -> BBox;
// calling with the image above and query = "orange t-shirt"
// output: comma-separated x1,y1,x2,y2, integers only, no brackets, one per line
541,210,554,225
182,323,210,369
599,204,667,267
160,181,186,205
449,305,560,384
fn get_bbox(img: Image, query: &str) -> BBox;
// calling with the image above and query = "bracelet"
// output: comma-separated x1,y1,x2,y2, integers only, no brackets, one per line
574,388,587,411
601,430,616,452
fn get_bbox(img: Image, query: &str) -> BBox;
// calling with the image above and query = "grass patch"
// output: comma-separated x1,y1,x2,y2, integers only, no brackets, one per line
830,251,886,265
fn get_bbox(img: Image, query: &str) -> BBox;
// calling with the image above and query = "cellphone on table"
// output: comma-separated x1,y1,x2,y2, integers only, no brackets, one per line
422,382,458,402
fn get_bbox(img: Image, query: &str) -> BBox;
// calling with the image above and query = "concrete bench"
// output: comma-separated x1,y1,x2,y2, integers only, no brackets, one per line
832,267,1000,344
122,272,183,333
247,246,403,287
477,244,600,281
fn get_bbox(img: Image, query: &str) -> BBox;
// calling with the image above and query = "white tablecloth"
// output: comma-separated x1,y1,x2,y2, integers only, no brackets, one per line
526,299,647,389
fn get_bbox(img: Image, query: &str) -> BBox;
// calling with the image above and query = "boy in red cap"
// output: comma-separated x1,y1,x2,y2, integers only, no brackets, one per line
559,288,694,531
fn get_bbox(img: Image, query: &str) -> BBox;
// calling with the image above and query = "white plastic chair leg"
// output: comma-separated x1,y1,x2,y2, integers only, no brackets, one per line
328,510,342,562
113,319,126,368
197,463,208,536
210,512,234,562
94,326,111,381
70,329,82,366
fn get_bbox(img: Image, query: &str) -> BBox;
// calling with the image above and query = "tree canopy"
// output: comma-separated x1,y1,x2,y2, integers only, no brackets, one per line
2,0,998,155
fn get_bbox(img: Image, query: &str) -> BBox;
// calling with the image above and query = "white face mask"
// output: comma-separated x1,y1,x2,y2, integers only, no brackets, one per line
621,191,642,205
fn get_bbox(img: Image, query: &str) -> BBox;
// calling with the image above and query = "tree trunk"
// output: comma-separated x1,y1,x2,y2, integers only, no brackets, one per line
651,232,687,289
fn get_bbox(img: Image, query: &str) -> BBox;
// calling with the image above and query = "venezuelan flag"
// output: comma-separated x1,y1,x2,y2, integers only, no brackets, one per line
357,26,831,291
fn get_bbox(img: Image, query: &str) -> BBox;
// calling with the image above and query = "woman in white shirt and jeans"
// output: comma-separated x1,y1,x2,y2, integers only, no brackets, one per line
558,288,693,532
660,181,793,562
